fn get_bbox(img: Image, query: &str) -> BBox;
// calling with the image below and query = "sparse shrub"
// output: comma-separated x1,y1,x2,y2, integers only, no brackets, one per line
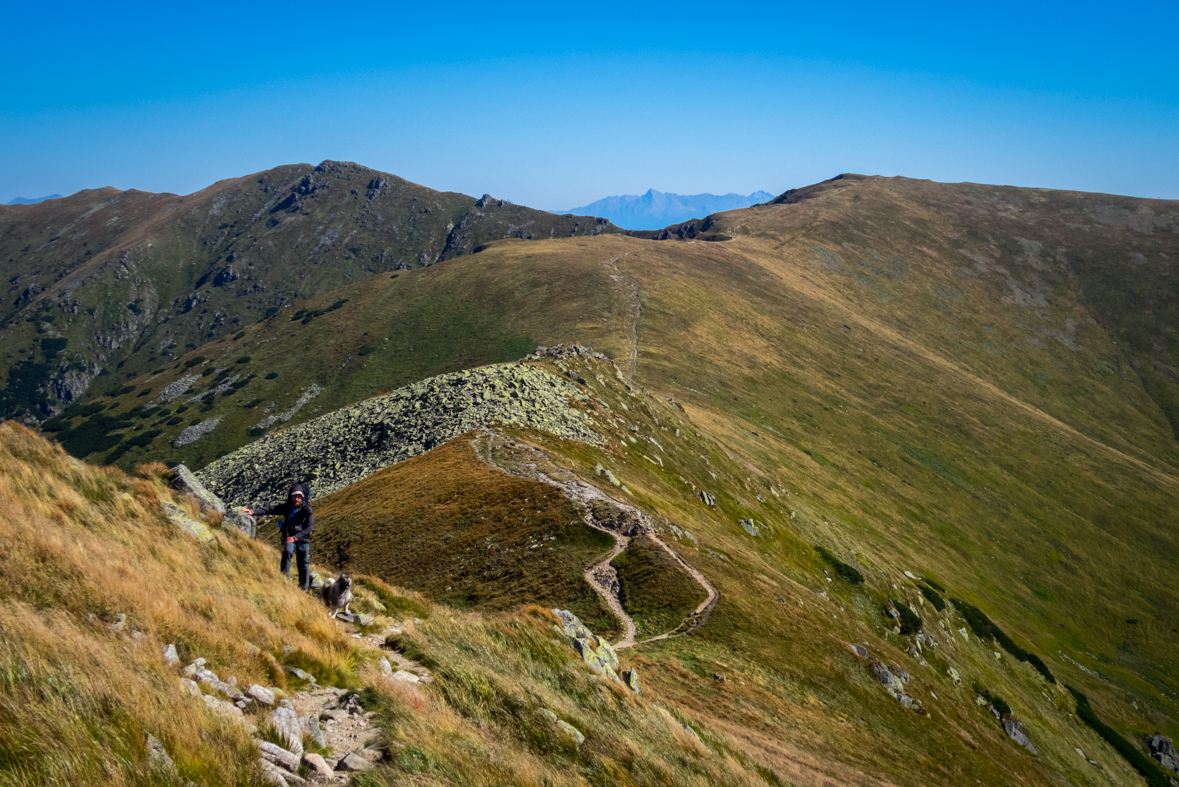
175,405,188,413
183,356,207,368
891,602,922,634
291,310,308,321
814,546,864,585
1068,687,1170,787
126,430,162,447
166,416,183,425
921,577,946,593
201,367,217,377
233,331,245,340
244,399,263,409
248,427,265,437
921,585,946,611
117,386,135,396
358,344,377,356
236,356,251,364
264,372,278,380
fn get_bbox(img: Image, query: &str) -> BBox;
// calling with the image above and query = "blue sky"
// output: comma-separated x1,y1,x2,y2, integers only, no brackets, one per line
2,1,1176,207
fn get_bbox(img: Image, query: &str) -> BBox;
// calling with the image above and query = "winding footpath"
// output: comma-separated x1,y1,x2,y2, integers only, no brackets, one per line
474,432,718,649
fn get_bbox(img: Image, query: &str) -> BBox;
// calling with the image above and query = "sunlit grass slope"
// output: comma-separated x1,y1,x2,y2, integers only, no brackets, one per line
259,437,619,636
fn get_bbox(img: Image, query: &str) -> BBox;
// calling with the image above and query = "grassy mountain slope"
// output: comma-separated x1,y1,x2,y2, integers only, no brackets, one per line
0,161,618,419
0,422,803,787
12,171,1179,785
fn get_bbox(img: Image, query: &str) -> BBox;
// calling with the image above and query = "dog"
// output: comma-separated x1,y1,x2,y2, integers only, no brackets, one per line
322,574,353,619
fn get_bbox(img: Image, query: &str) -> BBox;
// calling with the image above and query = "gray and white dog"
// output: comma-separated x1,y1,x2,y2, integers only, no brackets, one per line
321,574,353,619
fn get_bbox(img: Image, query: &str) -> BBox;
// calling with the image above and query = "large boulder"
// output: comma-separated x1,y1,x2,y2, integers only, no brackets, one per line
1148,734,1179,773
1003,719,1038,755
170,463,256,537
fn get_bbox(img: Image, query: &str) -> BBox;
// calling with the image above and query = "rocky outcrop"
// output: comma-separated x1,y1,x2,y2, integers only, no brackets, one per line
198,363,603,506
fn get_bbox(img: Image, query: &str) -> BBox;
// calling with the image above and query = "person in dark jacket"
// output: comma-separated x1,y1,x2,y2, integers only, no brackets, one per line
244,483,314,591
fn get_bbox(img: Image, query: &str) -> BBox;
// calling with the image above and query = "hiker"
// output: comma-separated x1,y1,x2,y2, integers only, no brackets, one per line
243,483,314,590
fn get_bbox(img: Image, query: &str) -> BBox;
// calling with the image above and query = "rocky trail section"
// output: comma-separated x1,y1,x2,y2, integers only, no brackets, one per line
198,362,604,506
160,587,428,785
474,430,718,649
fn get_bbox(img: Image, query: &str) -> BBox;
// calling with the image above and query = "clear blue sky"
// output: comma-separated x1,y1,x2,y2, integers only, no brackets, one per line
2,1,1176,208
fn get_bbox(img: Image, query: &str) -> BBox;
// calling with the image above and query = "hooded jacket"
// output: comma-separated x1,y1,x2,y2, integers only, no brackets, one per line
253,483,314,543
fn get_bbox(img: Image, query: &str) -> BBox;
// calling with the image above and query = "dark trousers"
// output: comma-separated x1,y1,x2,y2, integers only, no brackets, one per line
281,541,311,590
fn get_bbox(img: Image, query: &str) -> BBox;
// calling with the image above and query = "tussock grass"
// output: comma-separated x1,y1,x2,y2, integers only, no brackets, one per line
0,421,356,785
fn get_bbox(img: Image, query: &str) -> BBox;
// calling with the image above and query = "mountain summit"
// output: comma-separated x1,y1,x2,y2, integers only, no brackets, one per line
561,188,772,230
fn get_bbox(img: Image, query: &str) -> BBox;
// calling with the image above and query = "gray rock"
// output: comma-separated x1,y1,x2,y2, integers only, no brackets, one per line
337,753,375,772
283,666,316,684
556,720,586,747
248,684,276,706
379,656,393,675
847,643,868,659
539,708,559,723
144,734,177,775
698,491,716,507
622,668,640,693
169,464,225,514
269,707,304,756
179,678,200,697
258,759,290,786
738,518,761,537
1003,719,1038,754
301,753,334,779
161,643,180,667
108,613,127,632
257,740,301,772
299,713,326,748
356,747,383,763
1148,734,1179,773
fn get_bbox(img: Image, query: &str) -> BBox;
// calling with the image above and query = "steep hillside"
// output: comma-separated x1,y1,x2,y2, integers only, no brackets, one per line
0,161,618,419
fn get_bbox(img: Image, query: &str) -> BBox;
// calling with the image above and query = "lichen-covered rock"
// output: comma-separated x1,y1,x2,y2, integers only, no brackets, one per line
198,363,604,506
162,501,213,541
556,720,586,746
554,609,620,678
622,668,640,693
161,643,180,667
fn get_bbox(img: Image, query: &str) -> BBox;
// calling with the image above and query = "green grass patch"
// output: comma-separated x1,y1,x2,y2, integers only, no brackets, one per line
952,598,1055,683
612,534,708,639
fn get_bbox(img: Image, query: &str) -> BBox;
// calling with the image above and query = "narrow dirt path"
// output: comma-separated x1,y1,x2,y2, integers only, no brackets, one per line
474,431,717,649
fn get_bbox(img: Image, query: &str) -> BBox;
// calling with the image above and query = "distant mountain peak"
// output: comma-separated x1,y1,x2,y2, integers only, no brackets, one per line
561,189,773,230
6,194,63,206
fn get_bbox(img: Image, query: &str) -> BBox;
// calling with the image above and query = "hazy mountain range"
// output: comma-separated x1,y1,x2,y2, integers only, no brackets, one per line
5,194,62,205
561,189,773,229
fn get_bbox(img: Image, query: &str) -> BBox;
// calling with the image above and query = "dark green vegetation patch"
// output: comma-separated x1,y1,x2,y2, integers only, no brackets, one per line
1068,687,1171,787
920,585,946,611
814,546,864,584
952,599,1055,684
